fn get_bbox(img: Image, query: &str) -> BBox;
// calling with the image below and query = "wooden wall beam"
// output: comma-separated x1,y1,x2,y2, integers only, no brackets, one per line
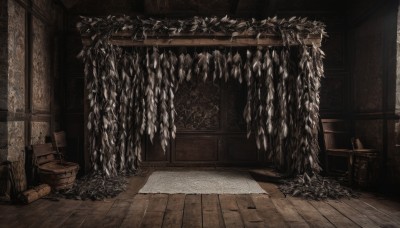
82,34,322,47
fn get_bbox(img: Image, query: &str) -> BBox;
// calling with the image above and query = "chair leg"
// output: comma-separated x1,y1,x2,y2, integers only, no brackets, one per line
348,154,353,186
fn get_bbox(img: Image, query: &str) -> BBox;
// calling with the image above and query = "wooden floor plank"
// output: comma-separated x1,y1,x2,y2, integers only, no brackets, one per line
309,200,358,228
3,168,400,228
288,197,334,228
202,194,224,228
271,198,310,228
32,215,69,228
76,200,114,215
48,199,82,216
81,201,114,228
141,211,165,228
219,195,244,228
102,199,133,228
147,194,169,212
120,194,151,228
183,194,202,228
18,199,55,227
251,194,288,228
166,194,186,211
342,198,400,227
359,196,400,224
117,175,147,199
327,199,379,228
61,211,88,228
236,195,264,227
163,194,186,228
141,194,168,228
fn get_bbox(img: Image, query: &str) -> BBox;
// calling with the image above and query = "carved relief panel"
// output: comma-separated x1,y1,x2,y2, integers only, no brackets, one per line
175,76,221,131
226,80,246,132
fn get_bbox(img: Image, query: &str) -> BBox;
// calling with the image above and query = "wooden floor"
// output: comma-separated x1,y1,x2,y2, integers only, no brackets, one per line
1,169,400,228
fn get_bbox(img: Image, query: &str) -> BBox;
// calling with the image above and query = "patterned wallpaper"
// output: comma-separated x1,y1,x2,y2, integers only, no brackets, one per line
7,0,25,113
32,16,51,112
31,121,50,145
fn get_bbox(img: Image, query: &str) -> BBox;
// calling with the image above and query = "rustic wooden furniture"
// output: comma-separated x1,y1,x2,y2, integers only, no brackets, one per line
351,138,379,188
321,119,353,184
32,143,79,191
53,131,68,160
321,119,379,186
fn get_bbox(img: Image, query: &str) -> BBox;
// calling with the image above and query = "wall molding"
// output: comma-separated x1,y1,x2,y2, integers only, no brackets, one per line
353,111,399,120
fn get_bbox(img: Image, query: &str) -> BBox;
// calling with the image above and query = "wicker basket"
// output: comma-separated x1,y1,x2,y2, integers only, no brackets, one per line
38,161,79,190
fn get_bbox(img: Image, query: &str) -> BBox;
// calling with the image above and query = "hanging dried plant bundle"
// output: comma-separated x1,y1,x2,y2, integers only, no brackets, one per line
231,51,243,83
78,16,328,181
77,15,326,45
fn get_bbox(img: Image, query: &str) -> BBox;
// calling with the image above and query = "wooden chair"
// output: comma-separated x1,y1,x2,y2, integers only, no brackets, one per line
351,137,379,187
321,119,353,184
32,143,79,191
53,131,68,161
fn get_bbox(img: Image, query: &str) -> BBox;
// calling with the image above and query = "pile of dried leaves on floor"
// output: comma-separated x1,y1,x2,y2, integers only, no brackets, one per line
60,172,128,200
279,173,359,200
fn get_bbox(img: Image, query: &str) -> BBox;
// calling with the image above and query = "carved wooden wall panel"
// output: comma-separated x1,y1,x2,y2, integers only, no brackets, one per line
320,74,345,111
174,137,218,161
353,20,384,112
175,77,220,131
146,136,169,162
323,32,345,70
32,17,51,112
226,80,246,132
226,136,258,162
65,78,84,112
355,120,383,153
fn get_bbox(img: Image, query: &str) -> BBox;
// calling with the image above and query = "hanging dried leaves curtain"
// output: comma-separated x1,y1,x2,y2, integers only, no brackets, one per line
78,16,326,177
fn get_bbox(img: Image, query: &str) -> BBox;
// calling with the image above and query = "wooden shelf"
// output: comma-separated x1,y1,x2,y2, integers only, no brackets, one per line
81,32,322,47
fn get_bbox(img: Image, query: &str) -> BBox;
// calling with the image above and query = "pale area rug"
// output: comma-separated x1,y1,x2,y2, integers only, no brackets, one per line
139,170,267,194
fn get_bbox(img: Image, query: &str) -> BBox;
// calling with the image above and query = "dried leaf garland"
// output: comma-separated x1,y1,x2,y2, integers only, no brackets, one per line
231,51,243,83
78,16,327,44
79,16,327,179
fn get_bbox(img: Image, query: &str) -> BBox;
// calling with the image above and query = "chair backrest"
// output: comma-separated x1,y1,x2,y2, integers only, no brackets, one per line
321,119,351,150
53,131,67,148
32,143,56,166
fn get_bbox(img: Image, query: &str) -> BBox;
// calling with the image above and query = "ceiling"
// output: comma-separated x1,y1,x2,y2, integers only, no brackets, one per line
61,0,351,18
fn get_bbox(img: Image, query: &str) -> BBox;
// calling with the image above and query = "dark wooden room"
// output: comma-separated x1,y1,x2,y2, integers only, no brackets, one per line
1,0,400,227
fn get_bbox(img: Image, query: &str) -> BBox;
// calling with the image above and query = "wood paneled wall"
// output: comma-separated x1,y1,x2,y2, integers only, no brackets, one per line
348,0,399,190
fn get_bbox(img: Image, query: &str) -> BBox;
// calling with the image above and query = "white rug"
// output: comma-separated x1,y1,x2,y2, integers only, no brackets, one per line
139,170,267,194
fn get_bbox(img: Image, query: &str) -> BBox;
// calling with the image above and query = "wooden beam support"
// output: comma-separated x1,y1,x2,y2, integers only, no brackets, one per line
81,33,322,47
